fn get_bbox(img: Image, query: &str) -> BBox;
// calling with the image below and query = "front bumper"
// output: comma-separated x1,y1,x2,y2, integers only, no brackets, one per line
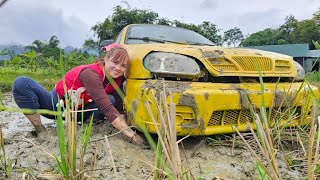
125,79,319,136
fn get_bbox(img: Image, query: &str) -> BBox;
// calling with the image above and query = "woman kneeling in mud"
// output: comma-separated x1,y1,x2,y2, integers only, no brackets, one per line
12,43,144,145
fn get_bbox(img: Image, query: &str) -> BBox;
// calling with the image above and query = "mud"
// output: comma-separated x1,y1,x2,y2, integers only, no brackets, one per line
274,91,295,108
142,80,191,99
178,94,198,115
201,50,224,58
0,93,305,179
204,93,209,101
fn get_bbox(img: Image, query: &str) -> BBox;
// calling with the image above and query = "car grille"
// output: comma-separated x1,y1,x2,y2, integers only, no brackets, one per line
208,57,292,73
208,107,303,126
232,56,272,71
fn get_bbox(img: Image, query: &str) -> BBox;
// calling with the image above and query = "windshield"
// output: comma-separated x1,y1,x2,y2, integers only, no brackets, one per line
125,24,214,45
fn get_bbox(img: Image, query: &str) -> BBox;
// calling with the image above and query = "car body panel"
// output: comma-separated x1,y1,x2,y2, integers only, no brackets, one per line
126,44,296,79
116,24,319,135
125,79,318,135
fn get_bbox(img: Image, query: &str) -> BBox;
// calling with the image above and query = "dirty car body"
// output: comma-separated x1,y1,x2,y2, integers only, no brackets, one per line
114,24,319,136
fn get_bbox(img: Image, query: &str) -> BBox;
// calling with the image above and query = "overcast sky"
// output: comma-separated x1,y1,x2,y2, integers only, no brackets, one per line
0,0,319,48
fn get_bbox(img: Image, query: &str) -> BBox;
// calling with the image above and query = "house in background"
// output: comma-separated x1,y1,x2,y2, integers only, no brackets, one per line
247,43,320,72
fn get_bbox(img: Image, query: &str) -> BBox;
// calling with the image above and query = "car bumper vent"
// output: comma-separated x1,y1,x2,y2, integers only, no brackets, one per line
208,107,303,126
275,60,291,72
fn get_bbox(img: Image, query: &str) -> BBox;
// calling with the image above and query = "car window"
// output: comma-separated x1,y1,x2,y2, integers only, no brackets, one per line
125,25,214,45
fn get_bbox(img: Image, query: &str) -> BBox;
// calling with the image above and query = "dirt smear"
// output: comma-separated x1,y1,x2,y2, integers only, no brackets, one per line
142,80,191,98
0,93,305,179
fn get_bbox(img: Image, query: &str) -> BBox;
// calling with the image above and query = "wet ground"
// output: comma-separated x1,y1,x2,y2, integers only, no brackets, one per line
0,93,304,179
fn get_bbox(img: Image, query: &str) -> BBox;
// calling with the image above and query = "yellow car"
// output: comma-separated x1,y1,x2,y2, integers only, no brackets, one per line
106,24,319,136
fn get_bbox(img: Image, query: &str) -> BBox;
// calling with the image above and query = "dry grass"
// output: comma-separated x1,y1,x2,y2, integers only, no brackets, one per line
144,82,194,179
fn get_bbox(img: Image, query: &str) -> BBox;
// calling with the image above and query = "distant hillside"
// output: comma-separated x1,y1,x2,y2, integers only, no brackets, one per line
0,44,25,60
0,45,99,60
64,46,99,56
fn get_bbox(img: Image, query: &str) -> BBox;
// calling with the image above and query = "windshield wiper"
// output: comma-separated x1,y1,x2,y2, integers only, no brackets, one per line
127,37,188,45
186,41,215,46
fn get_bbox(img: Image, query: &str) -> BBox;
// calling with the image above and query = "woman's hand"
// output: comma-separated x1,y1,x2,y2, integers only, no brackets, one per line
111,115,145,146
129,133,144,145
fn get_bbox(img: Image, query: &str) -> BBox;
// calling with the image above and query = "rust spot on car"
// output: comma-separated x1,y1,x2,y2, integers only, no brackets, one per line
180,118,204,130
142,80,191,98
178,93,198,115
201,50,224,58
209,59,223,64
128,99,139,125
199,118,205,131
274,91,295,108
239,89,252,110
181,120,198,129
229,84,252,110
204,92,209,101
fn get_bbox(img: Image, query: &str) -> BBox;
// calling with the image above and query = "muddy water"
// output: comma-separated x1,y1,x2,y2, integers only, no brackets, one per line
0,93,302,179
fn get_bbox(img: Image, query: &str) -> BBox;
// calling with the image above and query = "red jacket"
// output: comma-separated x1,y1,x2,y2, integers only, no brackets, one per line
55,63,122,107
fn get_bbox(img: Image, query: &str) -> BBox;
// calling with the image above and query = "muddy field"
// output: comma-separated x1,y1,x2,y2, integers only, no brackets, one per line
0,93,304,179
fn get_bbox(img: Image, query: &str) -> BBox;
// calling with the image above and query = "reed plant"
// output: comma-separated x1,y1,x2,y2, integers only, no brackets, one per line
143,81,193,180
0,124,12,178
0,90,4,106
233,72,320,179
52,50,95,179
0,50,95,179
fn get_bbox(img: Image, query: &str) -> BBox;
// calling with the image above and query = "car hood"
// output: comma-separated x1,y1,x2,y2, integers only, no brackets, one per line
125,44,297,79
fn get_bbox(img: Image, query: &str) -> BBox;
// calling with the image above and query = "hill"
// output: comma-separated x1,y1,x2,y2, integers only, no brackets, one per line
0,45,99,60
0,44,25,60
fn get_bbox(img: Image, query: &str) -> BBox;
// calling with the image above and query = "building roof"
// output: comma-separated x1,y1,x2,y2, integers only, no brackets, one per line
308,50,320,58
247,43,310,57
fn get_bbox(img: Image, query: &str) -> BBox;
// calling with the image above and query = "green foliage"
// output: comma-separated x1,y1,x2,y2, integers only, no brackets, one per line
0,49,7,56
223,27,244,47
241,28,282,46
84,5,223,48
0,67,60,92
255,161,270,180
313,40,320,49
242,12,320,48
54,97,94,179
63,50,95,71
1,44,97,93
25,35,61,60
21,50,39,72
0,125,12,178
5,56,21,70
84,5,159,49
0,90,3,106
174,21,223,45
54,108,69,178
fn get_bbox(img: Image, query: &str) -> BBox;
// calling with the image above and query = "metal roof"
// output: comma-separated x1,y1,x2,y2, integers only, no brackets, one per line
247,43,310,57
308,50,320,58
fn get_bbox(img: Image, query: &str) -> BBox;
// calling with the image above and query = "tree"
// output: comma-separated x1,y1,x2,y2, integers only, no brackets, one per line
42,35,61,60
198,21,222,45
223,27,244,47
241,28,279,46
84,5,223,48
84,5,159,49
24,35,62,65
242,11,320,49
25,40,45,52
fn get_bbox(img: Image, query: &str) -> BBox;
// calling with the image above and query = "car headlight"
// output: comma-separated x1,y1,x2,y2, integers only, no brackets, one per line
143,52,201,79
293,61,305,81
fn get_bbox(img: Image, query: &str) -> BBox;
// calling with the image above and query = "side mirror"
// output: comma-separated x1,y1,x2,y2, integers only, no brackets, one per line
100,40,115,49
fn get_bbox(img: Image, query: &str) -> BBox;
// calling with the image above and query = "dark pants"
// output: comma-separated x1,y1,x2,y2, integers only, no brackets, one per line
12,76,115,121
